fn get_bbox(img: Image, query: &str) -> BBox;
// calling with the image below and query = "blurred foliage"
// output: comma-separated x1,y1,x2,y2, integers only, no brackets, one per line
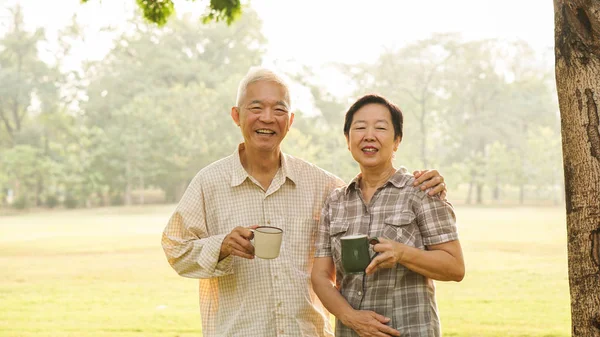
80,0,242,26
0,3,562,208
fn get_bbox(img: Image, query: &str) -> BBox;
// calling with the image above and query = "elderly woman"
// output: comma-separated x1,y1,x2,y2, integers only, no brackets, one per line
311,94,465,337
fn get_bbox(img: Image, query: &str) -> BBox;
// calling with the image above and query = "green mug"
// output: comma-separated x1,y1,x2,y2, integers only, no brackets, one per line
340,235,379,274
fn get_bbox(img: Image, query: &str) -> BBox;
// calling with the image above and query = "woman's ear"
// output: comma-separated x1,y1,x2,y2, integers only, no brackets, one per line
394,136,402,151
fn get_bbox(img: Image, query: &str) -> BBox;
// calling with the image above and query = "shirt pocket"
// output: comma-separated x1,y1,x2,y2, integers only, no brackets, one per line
382,211,419,247
329,221,350,265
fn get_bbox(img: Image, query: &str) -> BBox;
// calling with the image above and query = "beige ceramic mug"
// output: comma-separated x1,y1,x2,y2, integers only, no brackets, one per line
251,226,283,259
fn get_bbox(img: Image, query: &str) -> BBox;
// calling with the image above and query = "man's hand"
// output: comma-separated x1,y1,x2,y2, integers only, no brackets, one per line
219,226,258,260
413,169,447,200
343,310,400,337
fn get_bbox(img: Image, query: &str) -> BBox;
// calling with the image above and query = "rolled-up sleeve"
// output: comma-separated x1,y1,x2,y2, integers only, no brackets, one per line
415,194,458,246
314,195,333,258
161,179,234,278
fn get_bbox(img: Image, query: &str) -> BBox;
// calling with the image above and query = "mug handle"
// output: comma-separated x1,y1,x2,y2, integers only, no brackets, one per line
368,237,380,260
249,229,255,245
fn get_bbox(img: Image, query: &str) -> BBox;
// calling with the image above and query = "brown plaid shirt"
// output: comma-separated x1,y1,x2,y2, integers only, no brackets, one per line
314,167,458,337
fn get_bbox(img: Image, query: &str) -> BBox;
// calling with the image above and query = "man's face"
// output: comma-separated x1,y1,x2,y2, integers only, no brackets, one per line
232,80,294,153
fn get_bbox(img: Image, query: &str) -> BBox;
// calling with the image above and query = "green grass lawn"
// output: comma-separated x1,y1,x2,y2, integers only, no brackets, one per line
0,205,570,336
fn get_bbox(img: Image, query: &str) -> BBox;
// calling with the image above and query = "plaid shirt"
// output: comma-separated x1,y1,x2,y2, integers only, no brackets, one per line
162,144,344,337
314,167,458,337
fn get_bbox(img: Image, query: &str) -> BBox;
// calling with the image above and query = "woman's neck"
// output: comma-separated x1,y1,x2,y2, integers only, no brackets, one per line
360,165,397,190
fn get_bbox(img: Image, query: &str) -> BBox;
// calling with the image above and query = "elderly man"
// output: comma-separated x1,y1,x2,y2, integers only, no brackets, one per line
162,67,447,336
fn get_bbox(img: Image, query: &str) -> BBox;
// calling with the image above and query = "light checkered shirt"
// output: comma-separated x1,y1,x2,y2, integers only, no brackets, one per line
314,167,458,337
162,144,344,337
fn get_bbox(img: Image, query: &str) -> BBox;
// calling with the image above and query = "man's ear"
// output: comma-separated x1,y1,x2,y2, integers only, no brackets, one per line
231,106,240,126
345,135,350,150
288,112,295,130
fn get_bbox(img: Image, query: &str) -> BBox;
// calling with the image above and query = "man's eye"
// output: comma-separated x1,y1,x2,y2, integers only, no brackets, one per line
355,127,366,130
377,127,386,130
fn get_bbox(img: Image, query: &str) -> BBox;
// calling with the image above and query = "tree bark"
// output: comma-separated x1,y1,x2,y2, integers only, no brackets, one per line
554,1,600,335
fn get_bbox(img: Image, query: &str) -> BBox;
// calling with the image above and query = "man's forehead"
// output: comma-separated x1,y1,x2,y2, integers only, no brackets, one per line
247,99,289,106
242,81,290,106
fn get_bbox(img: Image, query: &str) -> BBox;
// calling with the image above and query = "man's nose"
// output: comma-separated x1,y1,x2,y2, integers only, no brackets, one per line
259,108,275,122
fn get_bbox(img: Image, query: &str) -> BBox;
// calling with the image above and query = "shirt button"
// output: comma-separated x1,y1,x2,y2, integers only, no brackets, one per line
267,220,271,224
278,302,282,307
279,330,284,334
358,291,363,296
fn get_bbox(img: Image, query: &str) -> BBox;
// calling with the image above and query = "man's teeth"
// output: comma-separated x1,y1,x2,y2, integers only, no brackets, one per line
256,129,275,134
363,148,377,152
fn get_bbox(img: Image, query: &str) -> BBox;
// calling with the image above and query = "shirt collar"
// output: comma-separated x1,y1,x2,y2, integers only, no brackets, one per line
345,166,411,194
230,143,298,187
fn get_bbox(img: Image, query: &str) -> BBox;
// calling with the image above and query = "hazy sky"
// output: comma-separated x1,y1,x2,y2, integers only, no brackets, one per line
5,0,555,106
8,0,555,62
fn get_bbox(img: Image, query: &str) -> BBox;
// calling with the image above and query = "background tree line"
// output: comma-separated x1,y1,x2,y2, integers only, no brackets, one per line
0,4,562,209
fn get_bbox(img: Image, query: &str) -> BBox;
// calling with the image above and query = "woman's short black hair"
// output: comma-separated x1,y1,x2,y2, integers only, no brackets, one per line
343,94,403,139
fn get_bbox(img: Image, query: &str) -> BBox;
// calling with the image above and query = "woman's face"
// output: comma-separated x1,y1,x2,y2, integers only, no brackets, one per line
346,103,401,170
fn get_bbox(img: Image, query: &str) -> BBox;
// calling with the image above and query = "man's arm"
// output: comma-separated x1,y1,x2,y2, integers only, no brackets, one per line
413,169,447,200
161,179,235,279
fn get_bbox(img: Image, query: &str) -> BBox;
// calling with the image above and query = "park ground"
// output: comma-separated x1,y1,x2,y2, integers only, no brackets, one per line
0,205,570,337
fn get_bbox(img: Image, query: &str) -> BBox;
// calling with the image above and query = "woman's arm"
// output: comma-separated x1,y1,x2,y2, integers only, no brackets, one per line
311,257,400,337
365,238,465,281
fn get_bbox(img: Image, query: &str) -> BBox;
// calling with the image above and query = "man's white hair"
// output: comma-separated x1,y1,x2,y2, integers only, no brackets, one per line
235,67,291,108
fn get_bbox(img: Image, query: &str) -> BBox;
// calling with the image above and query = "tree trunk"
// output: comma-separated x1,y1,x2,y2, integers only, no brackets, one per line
139,175,145,205
519,184,525,205
420,101,428,167
125,159,132,206
493,174,500,201
475,183,483,204
175,181,187,202
554,1,600,336
466,180,474,204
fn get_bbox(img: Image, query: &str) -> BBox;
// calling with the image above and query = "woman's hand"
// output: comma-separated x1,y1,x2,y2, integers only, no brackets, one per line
365,238,404,275
366,237,465,282
342,309,400,337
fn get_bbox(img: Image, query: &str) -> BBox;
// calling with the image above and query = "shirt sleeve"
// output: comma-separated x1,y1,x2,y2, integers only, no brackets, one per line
314,194,334,258
161,176,234,278
415,193,459,246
